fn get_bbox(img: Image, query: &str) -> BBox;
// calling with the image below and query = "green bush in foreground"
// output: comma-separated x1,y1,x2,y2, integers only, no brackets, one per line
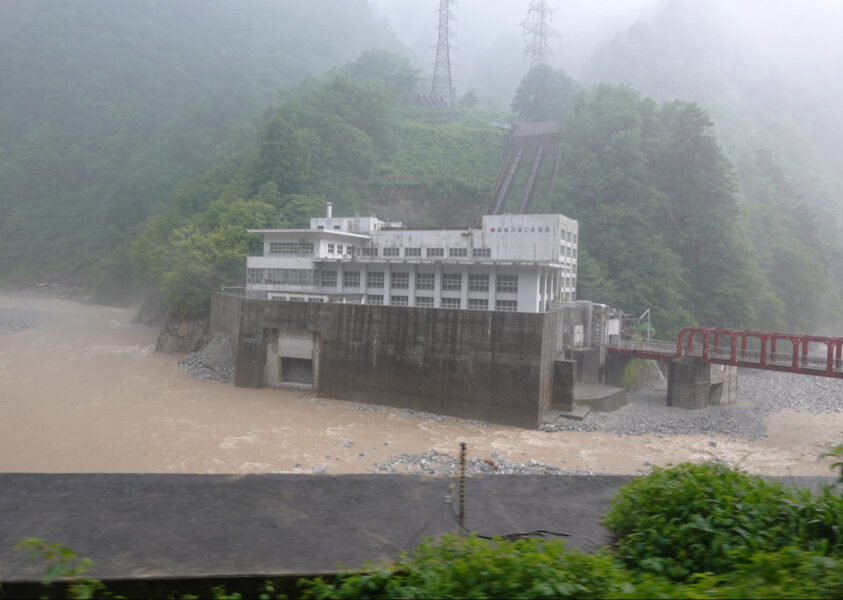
822,444,843,483
603,462,843,580
621,547,843,599
301,535,627,599
299,535,843,600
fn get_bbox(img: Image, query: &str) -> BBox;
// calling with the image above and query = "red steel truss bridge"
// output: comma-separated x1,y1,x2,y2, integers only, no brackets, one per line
609,328,843,379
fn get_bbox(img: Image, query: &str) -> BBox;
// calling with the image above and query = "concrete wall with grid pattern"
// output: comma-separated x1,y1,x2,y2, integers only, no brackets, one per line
212,293,562,429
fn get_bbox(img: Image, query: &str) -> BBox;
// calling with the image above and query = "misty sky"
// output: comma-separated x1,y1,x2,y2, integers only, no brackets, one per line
370,0,660,80
370,0,843,88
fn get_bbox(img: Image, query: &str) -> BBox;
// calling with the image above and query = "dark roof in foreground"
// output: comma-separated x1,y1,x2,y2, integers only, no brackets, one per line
0,473,627,581
0,473,834,582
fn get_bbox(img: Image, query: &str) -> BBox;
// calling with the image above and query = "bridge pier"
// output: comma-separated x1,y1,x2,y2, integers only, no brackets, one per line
667,361,737,409
605,354,664,390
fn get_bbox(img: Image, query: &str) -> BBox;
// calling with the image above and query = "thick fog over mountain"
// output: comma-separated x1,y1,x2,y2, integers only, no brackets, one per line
2,0,841,333
371,0,658,91
373,0,843,172
372,0,842,103
373,0,843,329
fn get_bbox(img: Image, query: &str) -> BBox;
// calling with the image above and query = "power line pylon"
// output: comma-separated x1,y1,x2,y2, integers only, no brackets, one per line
431,0,456,109
522,0,560,68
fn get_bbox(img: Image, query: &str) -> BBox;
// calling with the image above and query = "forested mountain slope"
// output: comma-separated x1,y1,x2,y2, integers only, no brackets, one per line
124,54,813,337
0,0,399,279
2,1,838,338
584,0,843,334
125,53,503,318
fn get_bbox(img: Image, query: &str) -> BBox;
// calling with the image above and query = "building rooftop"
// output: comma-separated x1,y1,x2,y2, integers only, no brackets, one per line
248,229,371,239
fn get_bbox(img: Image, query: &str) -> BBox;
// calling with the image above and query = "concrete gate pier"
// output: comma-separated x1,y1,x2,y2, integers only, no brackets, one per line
667,360,738,409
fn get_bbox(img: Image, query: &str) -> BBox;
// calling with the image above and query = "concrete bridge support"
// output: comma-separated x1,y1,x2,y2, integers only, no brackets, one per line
551,359,576,412
667,361,738,409
605,354,664,390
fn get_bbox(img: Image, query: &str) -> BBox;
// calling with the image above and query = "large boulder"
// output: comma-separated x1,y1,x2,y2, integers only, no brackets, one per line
155,315,209,354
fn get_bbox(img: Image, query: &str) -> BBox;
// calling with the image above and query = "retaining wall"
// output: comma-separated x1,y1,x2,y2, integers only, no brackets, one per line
211,294,564,429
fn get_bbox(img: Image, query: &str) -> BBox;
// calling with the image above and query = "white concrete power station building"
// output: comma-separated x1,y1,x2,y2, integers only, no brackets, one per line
245,206,578,313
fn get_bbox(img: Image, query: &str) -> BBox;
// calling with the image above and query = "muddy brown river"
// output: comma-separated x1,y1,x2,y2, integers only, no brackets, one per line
1,294,841,476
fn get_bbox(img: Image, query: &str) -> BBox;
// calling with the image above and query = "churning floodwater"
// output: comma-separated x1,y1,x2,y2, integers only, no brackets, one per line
1,293,841,477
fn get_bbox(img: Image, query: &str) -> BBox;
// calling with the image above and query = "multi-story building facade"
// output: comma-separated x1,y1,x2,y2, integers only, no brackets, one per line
245,210,578,313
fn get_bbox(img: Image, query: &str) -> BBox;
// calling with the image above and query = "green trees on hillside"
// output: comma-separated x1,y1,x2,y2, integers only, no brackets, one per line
738,149,837,332
512,65,578,122
551,84,783,335
650,101,784,329
586,0,843,334
4,0,834,335
255,117,312,195
127,63,831,332
125,55,501,318
0,0,401,281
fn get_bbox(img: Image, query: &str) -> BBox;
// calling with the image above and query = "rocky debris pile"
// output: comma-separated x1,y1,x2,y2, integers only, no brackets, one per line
740,369,843,415
372,450,588,476
156,315,209,353
542,369,843,440
542,388,768,439
178,333,235,383
0,308,50,333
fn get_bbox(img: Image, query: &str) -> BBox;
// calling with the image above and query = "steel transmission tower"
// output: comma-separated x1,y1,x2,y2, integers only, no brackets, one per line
431,0,455,108
522,0,560,68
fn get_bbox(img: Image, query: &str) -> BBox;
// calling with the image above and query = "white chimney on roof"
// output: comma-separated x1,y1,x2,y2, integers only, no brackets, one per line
326,202,333,218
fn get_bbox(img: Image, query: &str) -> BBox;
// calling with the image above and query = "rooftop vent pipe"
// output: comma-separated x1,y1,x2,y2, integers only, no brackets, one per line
326,202,333,218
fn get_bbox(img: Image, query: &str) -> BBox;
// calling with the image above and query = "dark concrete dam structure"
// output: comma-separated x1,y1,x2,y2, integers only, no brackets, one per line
211,293,572,428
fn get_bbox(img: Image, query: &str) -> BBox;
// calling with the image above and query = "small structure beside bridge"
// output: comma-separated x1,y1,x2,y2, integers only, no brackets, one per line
610,328,843,409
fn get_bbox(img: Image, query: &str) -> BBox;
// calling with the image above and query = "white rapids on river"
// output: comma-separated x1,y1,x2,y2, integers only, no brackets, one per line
0,293,841,477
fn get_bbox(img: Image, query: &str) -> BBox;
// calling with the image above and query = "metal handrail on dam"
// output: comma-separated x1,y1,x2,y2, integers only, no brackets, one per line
610,327,843,379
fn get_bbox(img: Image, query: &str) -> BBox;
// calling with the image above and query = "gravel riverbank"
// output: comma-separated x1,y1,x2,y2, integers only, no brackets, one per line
542,369,843,440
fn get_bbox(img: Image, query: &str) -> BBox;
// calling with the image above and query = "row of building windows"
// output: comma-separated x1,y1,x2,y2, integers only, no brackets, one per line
249,269,525,293
326,243,352,255
367,296,466,308
324,246,495,259
351,272,518,293
368,295,410,306
270,296,325,303
247,268,318,286
268,241,314,256
370,297,517,311
268,243,565,260
268,294,521,311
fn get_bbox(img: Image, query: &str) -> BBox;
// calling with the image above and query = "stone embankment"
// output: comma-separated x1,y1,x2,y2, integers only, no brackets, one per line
155,315,209,354
178,333,235,383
